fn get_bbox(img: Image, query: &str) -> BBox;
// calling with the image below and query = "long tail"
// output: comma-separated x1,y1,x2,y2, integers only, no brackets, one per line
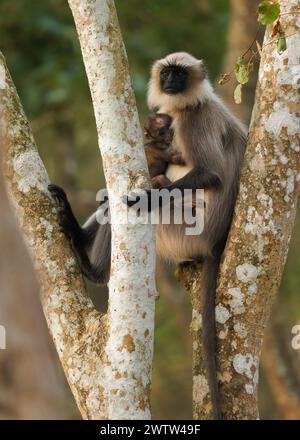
201,255,222,419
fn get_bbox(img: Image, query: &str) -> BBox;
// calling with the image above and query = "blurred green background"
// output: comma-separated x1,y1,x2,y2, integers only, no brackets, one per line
0,0,299,420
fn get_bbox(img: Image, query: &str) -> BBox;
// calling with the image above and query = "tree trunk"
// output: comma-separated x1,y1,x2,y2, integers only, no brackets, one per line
179,0,300,419
68,0,157,419
1,0,156,420
0,159,69,419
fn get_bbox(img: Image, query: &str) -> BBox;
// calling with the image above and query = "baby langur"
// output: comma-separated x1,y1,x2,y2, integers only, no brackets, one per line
144,113,184,188
49,52,247,420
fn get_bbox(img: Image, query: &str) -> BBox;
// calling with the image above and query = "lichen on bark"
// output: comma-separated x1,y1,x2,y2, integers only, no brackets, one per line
179,0,300,419
1,0,156,421
0,51,108,420
68,0,157,420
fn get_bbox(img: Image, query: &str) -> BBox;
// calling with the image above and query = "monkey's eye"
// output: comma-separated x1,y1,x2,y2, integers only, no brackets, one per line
160,71,168,80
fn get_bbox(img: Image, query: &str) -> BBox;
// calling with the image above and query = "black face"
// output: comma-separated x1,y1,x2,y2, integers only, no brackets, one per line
160,65,188,95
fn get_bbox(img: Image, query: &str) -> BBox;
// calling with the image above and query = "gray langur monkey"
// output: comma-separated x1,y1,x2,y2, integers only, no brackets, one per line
48,52,247,419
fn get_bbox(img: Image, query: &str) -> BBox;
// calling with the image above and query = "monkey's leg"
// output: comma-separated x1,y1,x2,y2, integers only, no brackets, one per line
48,184,110,284
71,219,111,285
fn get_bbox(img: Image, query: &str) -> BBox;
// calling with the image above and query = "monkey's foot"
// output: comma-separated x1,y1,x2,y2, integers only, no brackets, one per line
48,184,68,206
48,184,82,239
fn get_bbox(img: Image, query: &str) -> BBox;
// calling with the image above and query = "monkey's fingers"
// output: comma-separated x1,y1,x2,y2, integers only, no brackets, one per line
122,193,141,208
123,190,162,212
48,184,70,208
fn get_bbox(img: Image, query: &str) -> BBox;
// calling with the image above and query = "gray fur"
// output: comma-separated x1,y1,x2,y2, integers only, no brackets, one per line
147,52,247,420
49,52,247,420
156,94,247,262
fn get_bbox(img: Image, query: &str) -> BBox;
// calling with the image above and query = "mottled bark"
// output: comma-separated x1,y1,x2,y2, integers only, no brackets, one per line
0,158,69,419
179,0,300,419
218,0,263,125
0,52,105,420
221,0,300,417
68,0,157,419
1,0,156,420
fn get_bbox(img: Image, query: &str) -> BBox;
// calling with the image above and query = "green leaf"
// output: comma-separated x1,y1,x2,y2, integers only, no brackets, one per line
277,36,287,54
258,1,280,25
234,62,249,85
234,84,242,104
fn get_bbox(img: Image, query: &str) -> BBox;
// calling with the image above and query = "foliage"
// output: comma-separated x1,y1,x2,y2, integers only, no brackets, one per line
0,0,229,118
258,1,280,25
234,83,242,105
219,0,288,104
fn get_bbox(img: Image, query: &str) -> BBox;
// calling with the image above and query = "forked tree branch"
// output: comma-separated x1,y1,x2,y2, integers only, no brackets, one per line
1,0,156,420
0,51,103,419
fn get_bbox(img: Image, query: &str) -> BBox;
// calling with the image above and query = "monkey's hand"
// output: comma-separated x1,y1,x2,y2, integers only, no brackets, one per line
48,184,83,241
123,167,222,213
122,189,154,211
151,174,171,188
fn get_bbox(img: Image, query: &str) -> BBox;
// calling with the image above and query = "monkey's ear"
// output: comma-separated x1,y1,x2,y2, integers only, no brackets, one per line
198,60,207,78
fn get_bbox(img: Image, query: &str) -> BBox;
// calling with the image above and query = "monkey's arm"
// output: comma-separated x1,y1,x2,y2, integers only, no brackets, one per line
48,184,110,284
125,167,221,211
164,166,221,192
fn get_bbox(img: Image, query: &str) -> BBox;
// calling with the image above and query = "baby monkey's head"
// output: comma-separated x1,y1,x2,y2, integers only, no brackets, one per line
144,113,173,145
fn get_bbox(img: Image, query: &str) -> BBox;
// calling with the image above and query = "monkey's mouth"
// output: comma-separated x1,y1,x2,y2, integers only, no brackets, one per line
164,87,179,95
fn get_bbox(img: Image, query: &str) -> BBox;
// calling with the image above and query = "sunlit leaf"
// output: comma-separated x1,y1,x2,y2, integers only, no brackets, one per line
234,84,242,104
234,62,249,85
277,36,287,54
